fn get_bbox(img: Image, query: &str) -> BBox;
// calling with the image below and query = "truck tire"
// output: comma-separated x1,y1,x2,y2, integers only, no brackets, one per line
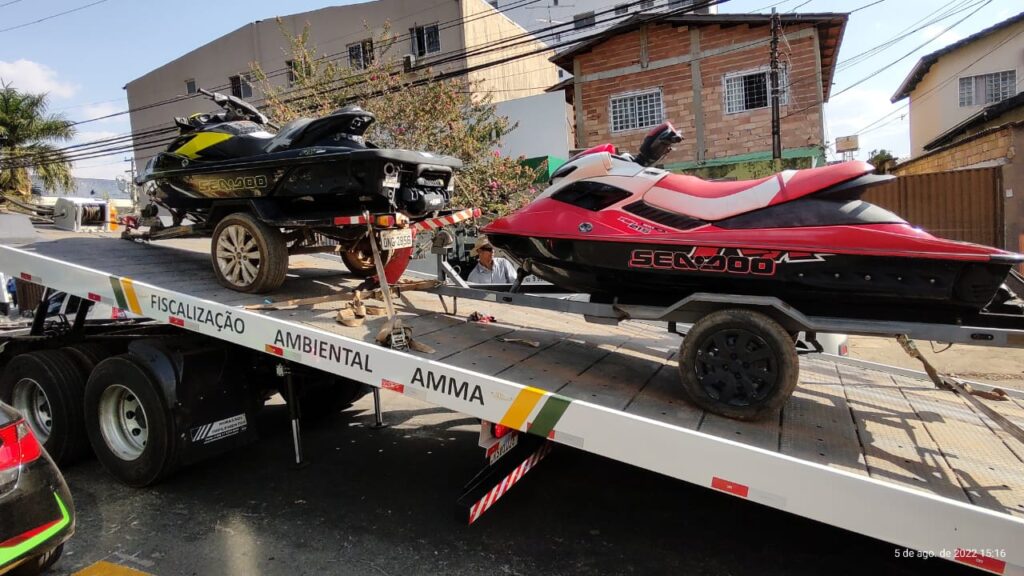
84,354,178,487
211,212,288,293
677,309,798,421
0,350,90,465
299,376,368,421
61,343,111,377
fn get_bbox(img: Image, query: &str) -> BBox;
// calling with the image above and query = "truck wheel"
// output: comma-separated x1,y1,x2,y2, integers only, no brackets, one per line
84,354,178,487
299,376,368,421
211,212,288,293
61,343,111,377
341,237,392,278
677,309,798,421
0,350,90,465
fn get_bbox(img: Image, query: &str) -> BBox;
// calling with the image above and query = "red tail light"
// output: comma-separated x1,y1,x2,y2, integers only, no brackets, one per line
0,420,42,471
492,423,511,439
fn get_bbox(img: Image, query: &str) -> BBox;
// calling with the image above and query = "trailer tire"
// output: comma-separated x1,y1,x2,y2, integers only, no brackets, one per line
211,212,288,293
299,376,368,421
0,350,90,465
678,309,798,421
84,354,178,487
8,543,63,576
341,237,392,278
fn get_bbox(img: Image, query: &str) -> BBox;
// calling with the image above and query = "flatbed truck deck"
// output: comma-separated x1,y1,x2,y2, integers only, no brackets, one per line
1,228,1022,574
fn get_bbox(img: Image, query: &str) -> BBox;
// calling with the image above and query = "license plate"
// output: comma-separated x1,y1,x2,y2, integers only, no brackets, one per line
379,228,413,251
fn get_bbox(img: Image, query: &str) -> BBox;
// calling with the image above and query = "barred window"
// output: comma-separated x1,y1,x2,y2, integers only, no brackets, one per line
610,89,664,132
959,70,1016,107
411,23,441,57
614,3,628,15
185,79,196,94
348,39,374,70
724,67,788,114
639,0,655,9
229,73,253,99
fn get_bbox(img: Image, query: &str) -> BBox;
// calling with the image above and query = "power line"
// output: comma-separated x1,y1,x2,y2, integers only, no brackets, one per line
9,0,728,171
0,0,24,8
0,0,109,34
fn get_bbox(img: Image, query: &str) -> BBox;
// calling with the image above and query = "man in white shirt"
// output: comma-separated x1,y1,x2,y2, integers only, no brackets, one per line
467,236,518,284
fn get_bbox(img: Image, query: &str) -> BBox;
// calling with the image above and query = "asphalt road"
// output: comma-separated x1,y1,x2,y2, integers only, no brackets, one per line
53,391,978,576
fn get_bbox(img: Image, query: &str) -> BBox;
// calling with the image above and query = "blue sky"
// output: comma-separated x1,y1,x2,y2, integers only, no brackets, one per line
0,0,1019,179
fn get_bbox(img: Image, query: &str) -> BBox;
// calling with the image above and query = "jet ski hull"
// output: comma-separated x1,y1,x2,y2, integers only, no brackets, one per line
487,232,1021,322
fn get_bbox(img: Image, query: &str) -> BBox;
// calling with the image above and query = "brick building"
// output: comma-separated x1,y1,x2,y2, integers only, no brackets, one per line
551,13,847,178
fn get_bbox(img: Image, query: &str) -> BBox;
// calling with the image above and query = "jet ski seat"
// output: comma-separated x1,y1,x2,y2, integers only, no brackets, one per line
643,161,874,221
264,118,315,154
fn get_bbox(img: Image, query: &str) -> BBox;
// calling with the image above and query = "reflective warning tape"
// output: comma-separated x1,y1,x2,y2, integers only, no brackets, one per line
333,215,367,226
19,272,40,283
711,476,749,498
468,442,552,525
265,344,301,361
411,208,481,232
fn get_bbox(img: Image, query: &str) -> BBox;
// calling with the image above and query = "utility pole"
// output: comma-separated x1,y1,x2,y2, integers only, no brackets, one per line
769,8,782,167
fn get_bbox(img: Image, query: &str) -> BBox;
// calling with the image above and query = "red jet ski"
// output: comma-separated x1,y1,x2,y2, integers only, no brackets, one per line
484,123,1024,323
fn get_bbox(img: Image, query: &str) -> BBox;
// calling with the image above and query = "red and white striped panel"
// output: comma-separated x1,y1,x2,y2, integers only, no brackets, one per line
468,441,552,525
412,208,481,232
333,215,368,226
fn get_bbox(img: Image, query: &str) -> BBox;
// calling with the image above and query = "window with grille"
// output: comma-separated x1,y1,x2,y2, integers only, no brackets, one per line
185,79,197,94
610,89,664,132
959,70,1016,107
615,3,629,15
724,67,788,114
229,73,253,99
574,11,596,29
348,39,374,70
639,0,655,9
667,0,691,9
411,24,441,57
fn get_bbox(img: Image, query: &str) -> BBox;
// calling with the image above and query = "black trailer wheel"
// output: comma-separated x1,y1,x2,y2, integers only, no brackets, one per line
298,375,368,421
341,236,392,278
211,212,288,293
678,309,798,421
84,354,178,487
0,350,90,465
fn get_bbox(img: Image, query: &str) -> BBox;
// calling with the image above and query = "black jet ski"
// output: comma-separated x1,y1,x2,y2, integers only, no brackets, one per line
131,89,463,293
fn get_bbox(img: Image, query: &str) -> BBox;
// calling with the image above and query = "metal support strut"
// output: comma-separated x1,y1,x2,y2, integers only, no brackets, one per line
372,387,385,428
277,363,306,467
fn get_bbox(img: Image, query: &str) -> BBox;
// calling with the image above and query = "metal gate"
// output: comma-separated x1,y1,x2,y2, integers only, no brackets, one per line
864,167,1003,247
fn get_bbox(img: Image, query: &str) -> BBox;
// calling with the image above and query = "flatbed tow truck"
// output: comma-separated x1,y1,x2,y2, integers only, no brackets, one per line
0,224,1022,575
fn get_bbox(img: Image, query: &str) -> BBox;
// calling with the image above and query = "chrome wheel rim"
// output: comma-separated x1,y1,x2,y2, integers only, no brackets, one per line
98,384,148,461
12,378,52,442
216,224,261,287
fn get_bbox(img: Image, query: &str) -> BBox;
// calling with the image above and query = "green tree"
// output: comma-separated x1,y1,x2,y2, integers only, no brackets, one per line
0,83,76,198
867,149,896,174
253,21,542,216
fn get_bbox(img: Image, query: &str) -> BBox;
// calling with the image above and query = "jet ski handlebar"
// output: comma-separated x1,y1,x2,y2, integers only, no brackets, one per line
634,121,683,167
196,88,278,130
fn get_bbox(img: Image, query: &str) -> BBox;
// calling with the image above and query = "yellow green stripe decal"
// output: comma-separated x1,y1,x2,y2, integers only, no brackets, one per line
529,395,572,438
499,386,546,430
120,278,142,314
108,276,128,309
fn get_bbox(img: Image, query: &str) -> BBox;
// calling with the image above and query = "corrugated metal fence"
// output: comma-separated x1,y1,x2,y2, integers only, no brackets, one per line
863,167,1003,247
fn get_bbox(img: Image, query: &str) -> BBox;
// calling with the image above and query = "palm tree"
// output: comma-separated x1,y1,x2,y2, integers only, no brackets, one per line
0,82,76,198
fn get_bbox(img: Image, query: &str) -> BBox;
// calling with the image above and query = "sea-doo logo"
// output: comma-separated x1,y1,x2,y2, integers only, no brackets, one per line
195,175,268,193
628,247,830,275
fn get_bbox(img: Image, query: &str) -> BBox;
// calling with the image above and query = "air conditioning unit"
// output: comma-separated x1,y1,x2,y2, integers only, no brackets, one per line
403,53,416,72
52,197,110,232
